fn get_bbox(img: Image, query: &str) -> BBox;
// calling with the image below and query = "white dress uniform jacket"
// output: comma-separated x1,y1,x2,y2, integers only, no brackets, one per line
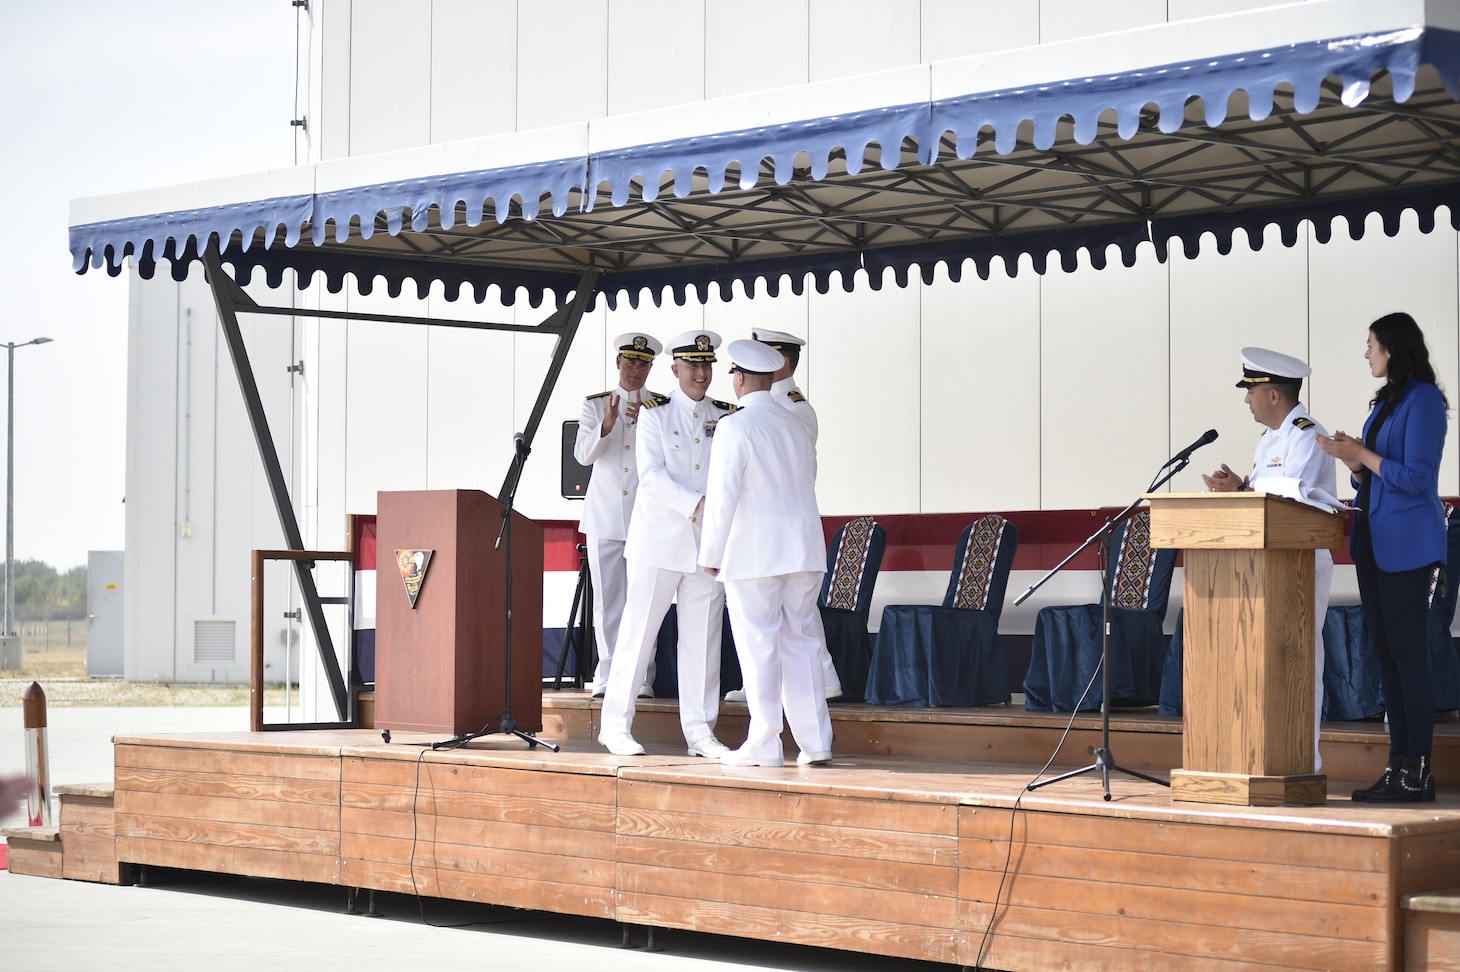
575,385,659,541
700,391,824,579
574,384,664,690
624,389,732,572
1249,403,1337,499
1249,401,1337,771
770,375,818,442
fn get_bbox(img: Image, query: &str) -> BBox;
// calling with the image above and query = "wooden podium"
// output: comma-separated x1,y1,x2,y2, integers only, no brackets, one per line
374,489,543,734
1147,492,1344,806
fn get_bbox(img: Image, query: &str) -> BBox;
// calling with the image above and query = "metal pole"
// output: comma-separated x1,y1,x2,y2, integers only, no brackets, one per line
6,341,14,638
4,337,51,640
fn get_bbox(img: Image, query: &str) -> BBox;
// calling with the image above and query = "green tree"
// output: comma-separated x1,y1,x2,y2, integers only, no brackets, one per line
10,560,87,621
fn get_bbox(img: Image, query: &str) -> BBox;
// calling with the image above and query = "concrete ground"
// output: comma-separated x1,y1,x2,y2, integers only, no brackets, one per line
0,706,960,972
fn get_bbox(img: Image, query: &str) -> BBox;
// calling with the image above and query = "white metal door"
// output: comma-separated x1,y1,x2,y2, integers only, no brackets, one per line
87,550,124,677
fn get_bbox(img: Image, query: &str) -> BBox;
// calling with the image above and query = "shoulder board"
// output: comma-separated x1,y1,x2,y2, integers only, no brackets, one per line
787,390,806,404
1292,417,1316,430
640,392,670,409
711,398,737,413
586,390,612,401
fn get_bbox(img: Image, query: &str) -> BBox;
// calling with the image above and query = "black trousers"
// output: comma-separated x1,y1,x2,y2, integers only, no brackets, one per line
1352,524,1436,758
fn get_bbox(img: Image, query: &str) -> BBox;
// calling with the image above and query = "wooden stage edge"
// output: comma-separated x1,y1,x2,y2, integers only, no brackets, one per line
96,696,1460,971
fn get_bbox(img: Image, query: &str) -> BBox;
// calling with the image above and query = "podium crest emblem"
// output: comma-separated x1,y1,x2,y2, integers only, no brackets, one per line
395,549,433,608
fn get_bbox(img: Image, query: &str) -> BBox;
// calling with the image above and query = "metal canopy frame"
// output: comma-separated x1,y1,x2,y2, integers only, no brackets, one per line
202,243,599,722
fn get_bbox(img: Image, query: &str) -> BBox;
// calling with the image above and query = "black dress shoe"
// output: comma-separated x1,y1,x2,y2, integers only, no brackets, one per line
1368,755,1436,804
1351,761,1399,802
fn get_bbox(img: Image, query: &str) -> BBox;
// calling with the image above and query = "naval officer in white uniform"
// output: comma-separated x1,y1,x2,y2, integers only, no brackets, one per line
574,332,664,699
720,327,843,703
598,330,735,758
751,327,818,441
700,340,835,767
1202,346,1337,770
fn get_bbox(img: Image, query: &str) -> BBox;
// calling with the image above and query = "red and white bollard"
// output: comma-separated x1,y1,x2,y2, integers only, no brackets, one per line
22,682,51,827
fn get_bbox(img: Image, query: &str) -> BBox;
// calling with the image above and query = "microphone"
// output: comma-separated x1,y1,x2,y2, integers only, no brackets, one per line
1165,429,1218,467
513,432,530,456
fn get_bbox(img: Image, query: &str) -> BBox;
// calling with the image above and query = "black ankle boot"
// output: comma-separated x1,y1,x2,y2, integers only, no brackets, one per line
1368,755,1436,804
1351,761,1400,802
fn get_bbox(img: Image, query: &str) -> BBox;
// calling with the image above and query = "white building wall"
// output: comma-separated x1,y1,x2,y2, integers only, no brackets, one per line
124,268,298,684
125,0,1460,685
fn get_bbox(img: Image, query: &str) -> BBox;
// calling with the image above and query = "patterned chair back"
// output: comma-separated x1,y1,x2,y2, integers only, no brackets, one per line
1107,509,1176,616
819,516,886,614
942,515,1018,621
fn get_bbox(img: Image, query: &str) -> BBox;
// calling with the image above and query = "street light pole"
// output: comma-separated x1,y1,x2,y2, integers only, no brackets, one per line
5,337,53,638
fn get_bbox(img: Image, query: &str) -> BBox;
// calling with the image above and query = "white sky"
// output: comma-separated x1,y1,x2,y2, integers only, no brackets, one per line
0,2,299,570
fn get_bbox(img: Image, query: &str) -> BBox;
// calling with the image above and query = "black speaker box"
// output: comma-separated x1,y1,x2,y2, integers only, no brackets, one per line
562,420,592,500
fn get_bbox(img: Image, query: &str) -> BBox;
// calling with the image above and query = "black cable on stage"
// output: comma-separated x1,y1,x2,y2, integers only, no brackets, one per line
972,660,1103,970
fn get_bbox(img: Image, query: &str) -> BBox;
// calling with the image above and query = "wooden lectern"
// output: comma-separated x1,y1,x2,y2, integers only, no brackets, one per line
374,490,543,734
1147,492,1344,806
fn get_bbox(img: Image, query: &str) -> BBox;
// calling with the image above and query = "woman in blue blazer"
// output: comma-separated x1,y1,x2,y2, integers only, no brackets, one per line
1319,312,1448,803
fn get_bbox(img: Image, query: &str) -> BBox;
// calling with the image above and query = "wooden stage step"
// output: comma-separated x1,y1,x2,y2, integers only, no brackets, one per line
105,705,1460,972
1402,887,1460,972
1,825,60,879
2,783,128,885
367,688,1460,783
53,783,128,884
531,692,1460,785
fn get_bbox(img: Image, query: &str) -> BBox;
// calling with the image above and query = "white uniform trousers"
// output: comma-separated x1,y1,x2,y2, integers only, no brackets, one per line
723,571,834,760
599,561,724,744
586,536,655,686
1313,549,1333,772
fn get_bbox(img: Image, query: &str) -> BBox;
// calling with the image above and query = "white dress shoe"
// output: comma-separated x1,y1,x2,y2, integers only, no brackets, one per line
687,736,730,758
586,679,607,698
824,683,843,701
599,732,646,756
724,688,748,702
637,683,655,699
720,748,783,767
797,750,832,766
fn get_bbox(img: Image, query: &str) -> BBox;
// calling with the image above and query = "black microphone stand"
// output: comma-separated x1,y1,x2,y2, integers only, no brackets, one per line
432,433,558,752
1018,452,1196,800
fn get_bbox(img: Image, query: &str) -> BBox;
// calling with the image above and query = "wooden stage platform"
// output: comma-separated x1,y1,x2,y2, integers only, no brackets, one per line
42,698,1460,970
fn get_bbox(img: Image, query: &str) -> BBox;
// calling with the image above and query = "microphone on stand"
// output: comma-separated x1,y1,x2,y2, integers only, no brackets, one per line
513,432,530,456
1163,429,1218,468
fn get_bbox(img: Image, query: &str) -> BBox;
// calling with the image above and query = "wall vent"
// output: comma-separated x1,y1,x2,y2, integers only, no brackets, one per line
194,619,237,664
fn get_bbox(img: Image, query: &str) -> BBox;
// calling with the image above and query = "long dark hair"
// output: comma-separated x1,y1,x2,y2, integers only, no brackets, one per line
1369,311,1448,410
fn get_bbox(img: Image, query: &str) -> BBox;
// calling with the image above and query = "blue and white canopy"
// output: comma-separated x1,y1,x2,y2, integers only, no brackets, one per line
69,0,1460,309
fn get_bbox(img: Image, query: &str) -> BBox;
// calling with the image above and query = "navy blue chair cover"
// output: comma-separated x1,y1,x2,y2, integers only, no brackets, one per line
1024,510,1176,712
651,604,740,699
816,517,887,702
1320,604,1384,721
1158,608,1184,716
865,516,1018,707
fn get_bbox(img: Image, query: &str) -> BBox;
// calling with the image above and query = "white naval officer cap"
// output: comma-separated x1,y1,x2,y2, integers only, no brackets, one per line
724,339,785,376
1236,347,1311,388
612,332,662,362
750,328,806,350
667,329,721,362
